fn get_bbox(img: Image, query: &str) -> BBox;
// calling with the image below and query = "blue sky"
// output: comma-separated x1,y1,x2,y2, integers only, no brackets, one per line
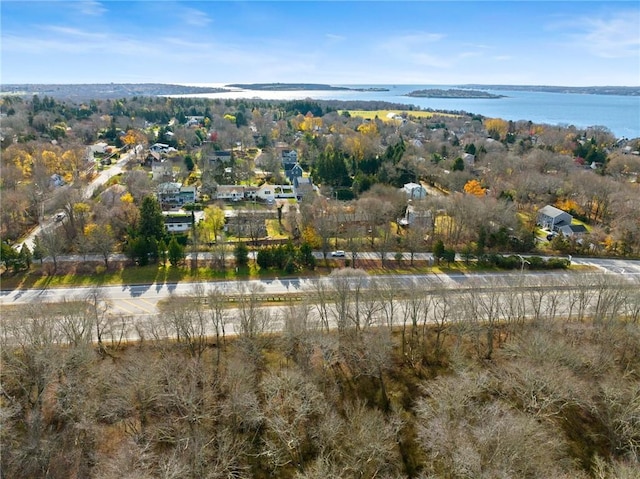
2,1,639,86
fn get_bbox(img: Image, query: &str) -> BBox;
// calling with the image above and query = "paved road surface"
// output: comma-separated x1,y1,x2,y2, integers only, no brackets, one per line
2,259,639,318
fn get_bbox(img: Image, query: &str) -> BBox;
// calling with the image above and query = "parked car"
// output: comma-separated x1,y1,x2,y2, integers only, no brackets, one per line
331,250,346,257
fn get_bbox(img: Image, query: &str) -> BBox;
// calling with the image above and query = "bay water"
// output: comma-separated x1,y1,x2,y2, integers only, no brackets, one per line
185,84,640,139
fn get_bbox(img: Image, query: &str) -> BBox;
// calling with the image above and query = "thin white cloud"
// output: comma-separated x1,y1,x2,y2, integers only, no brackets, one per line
458,51,483,59
77,1,106,16
555,9,640,59
493,55,511,61
325,33,346,42
380,32,449,68
3,27,162,57
43,25,108,40
181,7,212,27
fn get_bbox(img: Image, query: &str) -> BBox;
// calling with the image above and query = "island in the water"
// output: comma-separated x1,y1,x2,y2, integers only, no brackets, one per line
227,83,389,92
405,88,506,99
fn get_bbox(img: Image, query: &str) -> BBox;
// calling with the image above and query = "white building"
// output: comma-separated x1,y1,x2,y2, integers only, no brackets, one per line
402,182,427,199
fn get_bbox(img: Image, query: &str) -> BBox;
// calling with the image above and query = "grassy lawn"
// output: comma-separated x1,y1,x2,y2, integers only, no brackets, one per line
0,263,246,290
265,219,288,239
342,110,458,121
1,251,592,291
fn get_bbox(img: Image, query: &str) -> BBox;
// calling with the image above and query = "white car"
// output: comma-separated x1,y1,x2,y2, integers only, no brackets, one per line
331,250,346,257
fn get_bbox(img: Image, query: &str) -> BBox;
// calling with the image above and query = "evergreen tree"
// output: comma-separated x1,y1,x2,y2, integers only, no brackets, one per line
138,196,165,241
19,244,32,270
32,237,44,265
234,242,249,269
433,240,445,264
158,239,168,266
299,242,316,270
184,155,195,171
167,236,185,267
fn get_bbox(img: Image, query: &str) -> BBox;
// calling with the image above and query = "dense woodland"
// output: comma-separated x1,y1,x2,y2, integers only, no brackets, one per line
1,271,640,478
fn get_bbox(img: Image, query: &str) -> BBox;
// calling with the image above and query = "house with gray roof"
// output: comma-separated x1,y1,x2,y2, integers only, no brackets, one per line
537,205,572,231
558,224,588,237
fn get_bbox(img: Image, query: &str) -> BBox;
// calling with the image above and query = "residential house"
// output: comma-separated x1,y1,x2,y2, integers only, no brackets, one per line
215,185,246,202
253,183,297,202
402,182,427,199
163,213,194,233
88,142,108,155
285,163,304,182
144,150,162,166
150,143,171,153
157,182,197,207
281,149,299,172
255,184,275,202
398,203,433,228
185,116,204,127
152,159,173,182
244,186,259,200
558,224,588,238
293,176,315,199
208,150,233,165
537,205,572,231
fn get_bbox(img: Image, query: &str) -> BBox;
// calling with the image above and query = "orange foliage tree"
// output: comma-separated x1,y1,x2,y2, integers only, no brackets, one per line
122,129,147,149
463,179,487,197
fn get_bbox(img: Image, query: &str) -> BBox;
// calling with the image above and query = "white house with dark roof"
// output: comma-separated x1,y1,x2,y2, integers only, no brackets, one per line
163,213,194,233
537,205,572,231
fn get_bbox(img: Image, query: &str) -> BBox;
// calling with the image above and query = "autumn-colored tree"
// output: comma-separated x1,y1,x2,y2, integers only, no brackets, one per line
61,148,87,182
555,198,581,215
463,179,487,197
122,129,147,149
299,113,323,132
9,148,34,179
41,149,61,175
485,118,508,140
201,205,225,244
301,224,322,249
357,121,378,136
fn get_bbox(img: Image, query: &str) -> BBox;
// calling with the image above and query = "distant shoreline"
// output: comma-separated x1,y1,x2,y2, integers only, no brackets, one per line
459,84,640,96
0,83,230,99
2,83,637,99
